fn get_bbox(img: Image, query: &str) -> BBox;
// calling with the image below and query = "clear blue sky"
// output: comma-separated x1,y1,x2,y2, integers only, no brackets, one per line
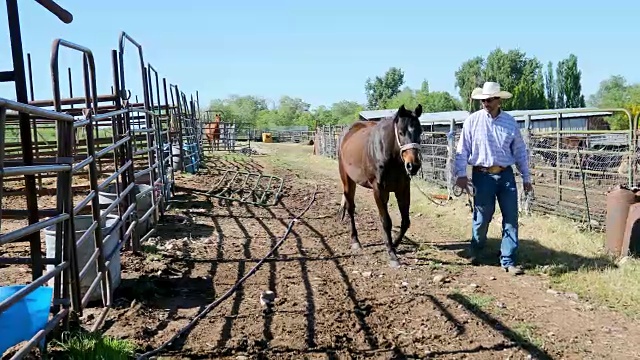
1,0,638,110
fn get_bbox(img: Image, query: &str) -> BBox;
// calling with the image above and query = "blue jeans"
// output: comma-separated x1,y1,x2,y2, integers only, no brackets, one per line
470,166,519,268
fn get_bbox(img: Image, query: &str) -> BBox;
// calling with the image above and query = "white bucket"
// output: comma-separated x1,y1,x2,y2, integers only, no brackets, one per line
171,143,182,170
97,183,120,216
44,214,122,303
134,184,155,239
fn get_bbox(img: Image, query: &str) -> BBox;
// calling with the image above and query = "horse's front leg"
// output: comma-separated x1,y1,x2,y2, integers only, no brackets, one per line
373,186,399,268
392,187,411,249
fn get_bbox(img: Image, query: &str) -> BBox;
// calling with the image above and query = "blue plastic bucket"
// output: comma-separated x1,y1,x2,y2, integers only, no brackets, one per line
0,285,53,354
183,143,198,174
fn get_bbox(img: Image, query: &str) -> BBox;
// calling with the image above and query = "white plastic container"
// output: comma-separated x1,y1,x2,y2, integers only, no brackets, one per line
44,214,122,303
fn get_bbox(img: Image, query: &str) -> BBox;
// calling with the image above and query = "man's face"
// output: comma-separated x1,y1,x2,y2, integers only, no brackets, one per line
482,97,500,113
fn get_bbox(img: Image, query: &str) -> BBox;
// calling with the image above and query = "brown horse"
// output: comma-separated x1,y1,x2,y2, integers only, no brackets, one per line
337,104,423,268
203,114,221,152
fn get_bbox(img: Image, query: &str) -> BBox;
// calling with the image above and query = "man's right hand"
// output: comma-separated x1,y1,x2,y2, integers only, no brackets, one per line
455,176,468,190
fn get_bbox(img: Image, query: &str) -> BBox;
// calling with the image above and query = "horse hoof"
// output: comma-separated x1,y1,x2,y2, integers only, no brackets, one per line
389,260,401,268
351,243,362,251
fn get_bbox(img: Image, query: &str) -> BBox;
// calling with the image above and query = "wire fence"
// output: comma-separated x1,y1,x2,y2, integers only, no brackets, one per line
313,115,638,232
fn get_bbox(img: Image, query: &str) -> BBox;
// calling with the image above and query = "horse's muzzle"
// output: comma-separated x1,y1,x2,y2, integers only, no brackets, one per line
405,162,420,176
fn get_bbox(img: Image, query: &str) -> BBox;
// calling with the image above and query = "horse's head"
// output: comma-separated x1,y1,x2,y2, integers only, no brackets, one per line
393,104,423,176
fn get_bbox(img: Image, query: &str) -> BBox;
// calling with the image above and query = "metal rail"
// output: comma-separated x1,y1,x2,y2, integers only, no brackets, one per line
208,169,284,207
2,3,204,358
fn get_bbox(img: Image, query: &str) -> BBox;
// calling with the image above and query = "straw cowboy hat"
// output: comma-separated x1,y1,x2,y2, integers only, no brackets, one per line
471,81,513,100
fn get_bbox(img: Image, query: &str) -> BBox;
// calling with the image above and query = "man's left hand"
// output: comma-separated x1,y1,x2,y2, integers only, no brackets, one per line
523,182,533,193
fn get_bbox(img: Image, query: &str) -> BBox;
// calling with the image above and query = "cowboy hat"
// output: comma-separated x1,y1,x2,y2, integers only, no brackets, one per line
470,81,513,100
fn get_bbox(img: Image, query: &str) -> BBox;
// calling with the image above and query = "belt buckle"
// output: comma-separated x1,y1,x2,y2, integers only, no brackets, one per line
487,166,503,174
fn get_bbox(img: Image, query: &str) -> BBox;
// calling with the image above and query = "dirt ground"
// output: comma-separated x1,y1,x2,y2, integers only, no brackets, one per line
3,143,640,359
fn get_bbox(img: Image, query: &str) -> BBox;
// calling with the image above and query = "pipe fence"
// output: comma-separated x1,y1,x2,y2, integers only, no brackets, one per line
0,1,203,357
314,109,637,231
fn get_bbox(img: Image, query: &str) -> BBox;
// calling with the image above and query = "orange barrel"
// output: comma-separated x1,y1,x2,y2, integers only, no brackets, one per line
605,187,637,255
622,202,640,257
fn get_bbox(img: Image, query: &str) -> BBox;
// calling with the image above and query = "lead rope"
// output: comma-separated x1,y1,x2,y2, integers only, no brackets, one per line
399,125,476,211
411,177,476,212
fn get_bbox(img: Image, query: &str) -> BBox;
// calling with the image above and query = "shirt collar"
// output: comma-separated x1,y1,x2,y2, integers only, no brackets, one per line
483,108,503,120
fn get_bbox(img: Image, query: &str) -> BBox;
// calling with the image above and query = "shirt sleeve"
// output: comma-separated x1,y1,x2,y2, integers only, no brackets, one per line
454,116,472,178
511,128,531,183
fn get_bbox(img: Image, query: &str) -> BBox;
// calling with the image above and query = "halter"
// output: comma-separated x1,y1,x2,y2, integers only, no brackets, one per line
394,123,421,164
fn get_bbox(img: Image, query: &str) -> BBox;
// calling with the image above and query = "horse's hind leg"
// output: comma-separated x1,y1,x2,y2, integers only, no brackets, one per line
338,162,361,250
345,179,360,251
373,186,400,268
392,187,411,249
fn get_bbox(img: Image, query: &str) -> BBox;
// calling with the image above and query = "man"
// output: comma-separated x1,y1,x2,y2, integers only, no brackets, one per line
454,81,533,276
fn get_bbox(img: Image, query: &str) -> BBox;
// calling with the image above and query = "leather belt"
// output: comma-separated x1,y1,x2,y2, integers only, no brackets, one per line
473,165,506,174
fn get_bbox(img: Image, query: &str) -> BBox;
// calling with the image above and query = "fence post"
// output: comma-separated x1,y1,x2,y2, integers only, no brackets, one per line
445,118,456,199
322,125,325,156
629,115,636,188
522,114,532,213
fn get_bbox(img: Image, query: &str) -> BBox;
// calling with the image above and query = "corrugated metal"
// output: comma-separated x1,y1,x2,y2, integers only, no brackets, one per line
508,109,613,121
589,134,629,146
419,111,470,123
359,109,397,120
361,107,613,128
266,125,310,131
360,109,472,124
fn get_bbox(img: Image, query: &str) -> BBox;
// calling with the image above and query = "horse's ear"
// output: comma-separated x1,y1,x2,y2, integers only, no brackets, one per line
414,104,423,118
396,104,406,123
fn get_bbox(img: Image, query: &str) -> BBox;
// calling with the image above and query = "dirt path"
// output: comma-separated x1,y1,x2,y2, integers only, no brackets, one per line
80,144,640,359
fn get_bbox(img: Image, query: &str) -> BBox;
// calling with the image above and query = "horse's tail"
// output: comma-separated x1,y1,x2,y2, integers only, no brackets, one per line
336,125,349,160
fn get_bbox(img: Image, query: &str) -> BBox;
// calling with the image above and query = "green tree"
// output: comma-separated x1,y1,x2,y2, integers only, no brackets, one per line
587,75,640,130
312,105,337,126
455,48,552,111
256,109,280,129
275,95,310,126
556,54,586,108
454,56,485,111
364,67,405,109
423,91,463,112
330,100,364,125
208,94,268,129
386,86,419,109
386,82,462,113
544,61,556,109
483,48,547,110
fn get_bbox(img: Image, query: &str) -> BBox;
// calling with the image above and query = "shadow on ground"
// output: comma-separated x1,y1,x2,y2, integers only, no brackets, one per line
433,237,617,274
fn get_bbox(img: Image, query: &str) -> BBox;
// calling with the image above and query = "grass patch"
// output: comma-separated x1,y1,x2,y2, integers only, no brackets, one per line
451,290,495,312
141,243,162,261
256,142,336,176
512,322,544,348
51,331,137,360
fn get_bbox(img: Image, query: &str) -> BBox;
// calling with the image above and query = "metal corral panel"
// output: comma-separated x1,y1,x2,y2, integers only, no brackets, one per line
588,133,630,147
521,117,587,130
267,125,310,132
